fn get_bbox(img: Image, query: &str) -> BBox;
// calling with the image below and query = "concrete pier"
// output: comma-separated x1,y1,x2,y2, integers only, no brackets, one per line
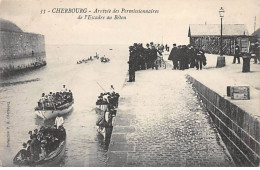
107,68,234,166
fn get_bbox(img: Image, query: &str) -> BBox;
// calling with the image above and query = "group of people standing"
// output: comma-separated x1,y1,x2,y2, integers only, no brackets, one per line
96,88,120,110
128,42,168,82
168,44,207,70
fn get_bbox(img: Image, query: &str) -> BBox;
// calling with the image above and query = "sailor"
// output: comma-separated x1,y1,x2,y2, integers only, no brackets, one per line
33,129,39,136
110,85,115,93
19,143,29,160
28,131,33,139
39,142,46,160
26,140,32,158
61,85,68,93
55,114,64,129
30,135,41,161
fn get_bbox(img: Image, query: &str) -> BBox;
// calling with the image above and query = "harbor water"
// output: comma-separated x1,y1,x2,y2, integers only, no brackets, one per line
0,44,128,166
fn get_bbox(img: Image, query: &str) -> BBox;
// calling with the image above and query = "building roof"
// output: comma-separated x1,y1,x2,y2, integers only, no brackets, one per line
0,18,23,32
188,24,249,37
251,28,260,37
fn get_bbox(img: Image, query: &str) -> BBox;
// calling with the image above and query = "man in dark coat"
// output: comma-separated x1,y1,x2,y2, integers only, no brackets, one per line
182,45,189,69
196,49,207,70
233,44,240,64
168,44,178,69
251,42,260,64
151,45,158,69
179,46,185,70
128,45,136,82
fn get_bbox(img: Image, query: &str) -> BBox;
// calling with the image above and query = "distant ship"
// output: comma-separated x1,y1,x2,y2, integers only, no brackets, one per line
0,18,46,77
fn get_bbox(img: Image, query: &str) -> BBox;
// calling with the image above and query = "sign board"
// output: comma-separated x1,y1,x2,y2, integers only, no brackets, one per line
228,86,250,100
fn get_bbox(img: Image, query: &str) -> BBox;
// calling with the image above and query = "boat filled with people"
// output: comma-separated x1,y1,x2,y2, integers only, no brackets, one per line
77,56,94,64
95,86,120,138
100,56,110,63
35,85,74,120
13,124,66,166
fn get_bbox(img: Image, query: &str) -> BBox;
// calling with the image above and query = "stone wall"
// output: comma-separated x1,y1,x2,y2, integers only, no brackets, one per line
0,31,45,60
187,75,260,167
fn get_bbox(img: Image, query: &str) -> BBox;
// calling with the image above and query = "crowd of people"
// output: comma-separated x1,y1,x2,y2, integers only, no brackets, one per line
168,44,207,70
15,124,66,163
127,42,207,82
128,42,169,81
36,85,73,110
96,86,120,109
129,42,166,70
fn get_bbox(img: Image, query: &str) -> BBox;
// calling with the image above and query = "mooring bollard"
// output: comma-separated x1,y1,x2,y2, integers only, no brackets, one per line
216,56,226,68
242,55,251,72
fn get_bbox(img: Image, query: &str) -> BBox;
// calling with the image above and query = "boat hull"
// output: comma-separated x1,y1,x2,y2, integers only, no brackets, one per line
13,136,66,167
35,140,66,167
35,103,73,120
96,104,108,112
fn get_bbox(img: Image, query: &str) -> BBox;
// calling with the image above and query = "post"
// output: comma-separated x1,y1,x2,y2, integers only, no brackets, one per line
220,17,223,56
216,7,226,68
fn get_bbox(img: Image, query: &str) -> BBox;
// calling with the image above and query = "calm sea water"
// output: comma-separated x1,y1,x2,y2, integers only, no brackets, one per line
0,44,129,166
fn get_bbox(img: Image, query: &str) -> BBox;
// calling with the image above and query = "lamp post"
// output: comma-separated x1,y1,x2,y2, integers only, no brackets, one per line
216,7,225,67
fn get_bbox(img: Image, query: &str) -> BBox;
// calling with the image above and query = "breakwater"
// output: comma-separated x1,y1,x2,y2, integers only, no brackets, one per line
186,75,260,166
0,19,46,76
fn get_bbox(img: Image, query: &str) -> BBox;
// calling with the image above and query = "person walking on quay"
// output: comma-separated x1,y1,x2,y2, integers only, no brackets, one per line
233,44,240,64
144,43,151,69
168,44,178,69
188,45,196,68
128,45,136,82
195,49,207,70
251,42,260,64
183,45,190,69
179,46,185,70
151,45,158,69
139,43,146,70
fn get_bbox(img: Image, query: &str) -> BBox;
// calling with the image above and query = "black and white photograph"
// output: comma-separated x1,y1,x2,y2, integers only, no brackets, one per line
0,0,259,167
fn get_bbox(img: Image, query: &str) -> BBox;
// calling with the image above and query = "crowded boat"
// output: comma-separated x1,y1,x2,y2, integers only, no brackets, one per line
100,56,110,63
13,121,66,166
95,85,120,138
77,56,94,64
35,85,74,120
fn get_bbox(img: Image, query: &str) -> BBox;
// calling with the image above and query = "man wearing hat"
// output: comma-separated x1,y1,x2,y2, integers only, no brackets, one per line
61,85,67,93
19,143,29,160
55,113,64,129
28,131,33,140
233,44,240,64
196,49,207,70
252,42,260,63
168,44,178,70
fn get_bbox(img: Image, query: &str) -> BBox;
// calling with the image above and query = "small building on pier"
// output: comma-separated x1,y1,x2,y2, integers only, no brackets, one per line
251,27,260,42
188,24,250,55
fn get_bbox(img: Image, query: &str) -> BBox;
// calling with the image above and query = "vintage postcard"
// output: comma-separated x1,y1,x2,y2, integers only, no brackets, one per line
0,0,259,167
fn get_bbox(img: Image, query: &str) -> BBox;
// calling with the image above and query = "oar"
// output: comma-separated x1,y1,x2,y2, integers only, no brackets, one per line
96,81,106,93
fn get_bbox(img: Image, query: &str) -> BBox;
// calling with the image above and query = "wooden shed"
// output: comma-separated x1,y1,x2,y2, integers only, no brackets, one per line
188,24,250,55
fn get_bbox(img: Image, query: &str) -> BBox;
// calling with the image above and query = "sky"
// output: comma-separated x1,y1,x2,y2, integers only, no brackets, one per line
0,0,259,45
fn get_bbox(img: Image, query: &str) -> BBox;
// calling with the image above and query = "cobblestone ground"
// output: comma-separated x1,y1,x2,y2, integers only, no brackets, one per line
108,68,235,166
